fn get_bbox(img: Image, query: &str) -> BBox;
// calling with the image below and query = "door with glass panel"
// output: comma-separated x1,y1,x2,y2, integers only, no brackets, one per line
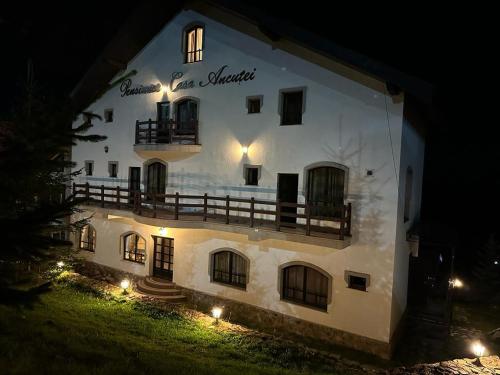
152,236,173,281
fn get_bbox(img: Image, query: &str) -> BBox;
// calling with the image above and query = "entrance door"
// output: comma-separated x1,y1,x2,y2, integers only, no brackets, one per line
153,236,174,281
277,173,299,225
128,167,141,204
157,102,170,143
146,162,166,201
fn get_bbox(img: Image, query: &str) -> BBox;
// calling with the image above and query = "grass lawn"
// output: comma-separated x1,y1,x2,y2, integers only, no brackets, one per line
0,279,368,375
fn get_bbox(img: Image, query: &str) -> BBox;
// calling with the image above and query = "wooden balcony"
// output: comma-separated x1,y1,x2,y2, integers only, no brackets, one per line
73,183,352,248
133,119,201,161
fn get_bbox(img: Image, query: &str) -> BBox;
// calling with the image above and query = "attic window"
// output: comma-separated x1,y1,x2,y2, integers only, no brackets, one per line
104,109,113,123
244,165,261,186
246,96,263,114
184,25,204,63
84,160,94,176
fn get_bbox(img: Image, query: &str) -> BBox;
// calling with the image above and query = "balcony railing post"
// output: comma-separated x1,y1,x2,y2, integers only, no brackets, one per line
135,120,139,144
147,118,152,143
175,192,179,220
195,120,199,145
305,204,311,236
138,191,142,215
116,186,121,210
85,182,90,202
169,119,173,144
250,197,255,228
101,185,104,207
339,204,345,241
153,193,157,218
347,203,352,236
203,193,208,221
276,199,281,232
225,195,230,224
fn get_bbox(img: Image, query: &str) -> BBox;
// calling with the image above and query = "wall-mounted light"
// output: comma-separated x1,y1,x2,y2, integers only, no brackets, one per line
159,227,168,237
104,145,109,153
57,261,65,268
162,84,168,94
451,278,463,288
241,145,249,155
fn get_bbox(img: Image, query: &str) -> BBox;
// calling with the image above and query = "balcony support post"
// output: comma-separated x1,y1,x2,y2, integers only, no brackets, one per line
250,197,255,228
175,192,179,220
225,195,230,224
101,185,104,208
203,193,208,221
305,204,311,236
116,186,121,210
276,199,281,232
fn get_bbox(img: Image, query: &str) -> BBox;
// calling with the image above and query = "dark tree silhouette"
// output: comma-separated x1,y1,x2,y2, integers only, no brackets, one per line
472,234,500,294
0,63,106,283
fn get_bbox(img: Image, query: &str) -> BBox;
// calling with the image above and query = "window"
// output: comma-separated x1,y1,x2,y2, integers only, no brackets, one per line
108,161,118,178
306,165,346,217
175,99,198,134
280,89,305,125
244,165,260,186
282,264,329,310
212,250,247,289
246,96,262,114
123,233,146,264
79,225,96,252
104,109,113,123
404,167,413,222
345,271,370,292
184,25,203,63
84,161,94,176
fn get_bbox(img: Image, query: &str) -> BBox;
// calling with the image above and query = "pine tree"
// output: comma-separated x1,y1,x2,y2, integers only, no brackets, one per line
472,234,500,290
0,63,106,279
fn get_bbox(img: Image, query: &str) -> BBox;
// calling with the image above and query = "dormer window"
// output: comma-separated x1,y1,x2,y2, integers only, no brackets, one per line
184,25,204,63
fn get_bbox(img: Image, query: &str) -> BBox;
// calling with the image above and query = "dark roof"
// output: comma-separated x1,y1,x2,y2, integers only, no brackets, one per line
71,0,434,111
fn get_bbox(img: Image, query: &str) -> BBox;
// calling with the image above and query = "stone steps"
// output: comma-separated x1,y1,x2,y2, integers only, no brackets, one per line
135,276,186,302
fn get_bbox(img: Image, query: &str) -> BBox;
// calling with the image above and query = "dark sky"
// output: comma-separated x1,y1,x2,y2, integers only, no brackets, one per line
1,2,496,270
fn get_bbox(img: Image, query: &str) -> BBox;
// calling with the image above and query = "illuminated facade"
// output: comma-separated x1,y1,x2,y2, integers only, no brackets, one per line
70,5,427,358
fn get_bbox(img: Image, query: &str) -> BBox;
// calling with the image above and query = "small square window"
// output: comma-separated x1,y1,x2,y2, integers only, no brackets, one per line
85,161,94,176
244,166,260,186
247,98,261,114
108,161,118,178
104,109,113,123
348,275,367,291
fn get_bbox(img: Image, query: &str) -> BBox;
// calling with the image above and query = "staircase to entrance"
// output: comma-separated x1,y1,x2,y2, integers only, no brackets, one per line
136,276,186,302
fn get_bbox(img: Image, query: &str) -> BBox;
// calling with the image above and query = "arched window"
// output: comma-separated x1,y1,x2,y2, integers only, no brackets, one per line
184,25,203,63
123,233,146,264
281,264,329,310
211,250,248,289
306,165,346,217
79,224,96,252
404,167,413,222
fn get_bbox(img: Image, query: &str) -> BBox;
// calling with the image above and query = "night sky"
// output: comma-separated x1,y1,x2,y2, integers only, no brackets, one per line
1,2,495,272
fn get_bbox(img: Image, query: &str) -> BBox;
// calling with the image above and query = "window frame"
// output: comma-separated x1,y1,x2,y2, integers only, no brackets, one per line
104,108,114,123
244,164,261,186
209,249,249,290
108,161,118,178
279,87,307,126
246,95,263,114
122,232,146,264
84,160,94,176
79,224,96,252
344,270,370,292
279,262,331,311
183,23,204,64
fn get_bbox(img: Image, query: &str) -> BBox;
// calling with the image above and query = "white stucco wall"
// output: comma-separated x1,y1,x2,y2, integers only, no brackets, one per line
70,10,418,344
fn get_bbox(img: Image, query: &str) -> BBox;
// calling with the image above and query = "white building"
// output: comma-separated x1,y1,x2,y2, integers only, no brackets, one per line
70,1,430,358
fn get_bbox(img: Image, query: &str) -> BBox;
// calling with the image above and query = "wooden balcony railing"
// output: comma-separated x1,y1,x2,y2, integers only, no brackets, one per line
72,183,352,240
135,119,199,145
